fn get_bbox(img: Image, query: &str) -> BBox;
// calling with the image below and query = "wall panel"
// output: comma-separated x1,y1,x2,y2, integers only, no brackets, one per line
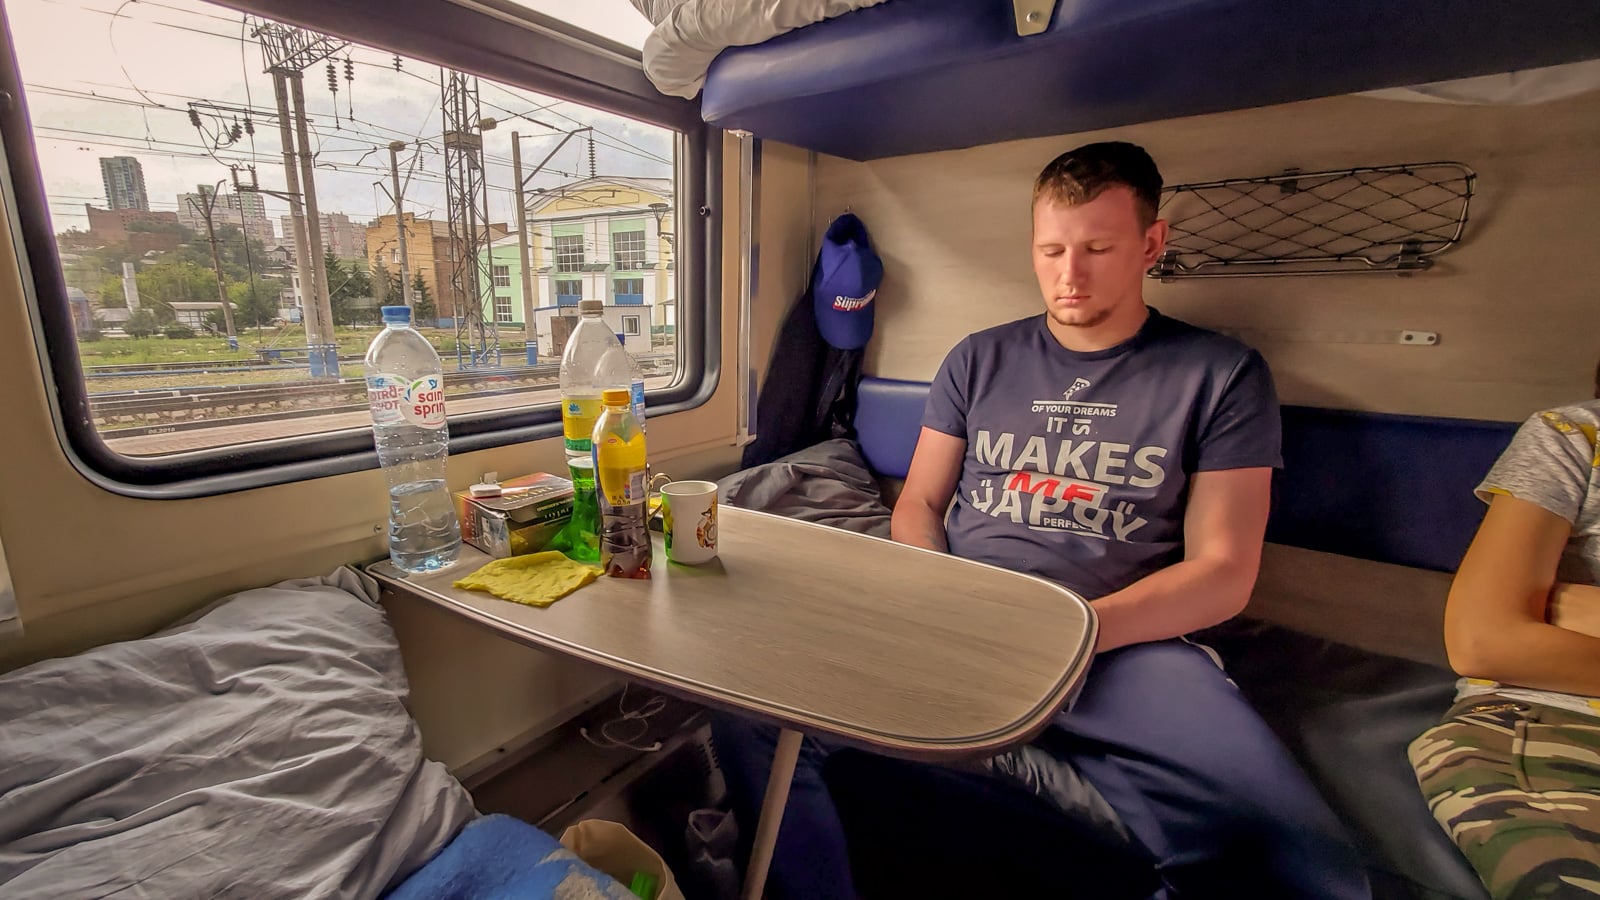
816,93,1600,420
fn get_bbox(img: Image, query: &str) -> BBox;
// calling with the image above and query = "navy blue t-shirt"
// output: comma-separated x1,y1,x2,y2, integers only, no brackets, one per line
923,310,1280,599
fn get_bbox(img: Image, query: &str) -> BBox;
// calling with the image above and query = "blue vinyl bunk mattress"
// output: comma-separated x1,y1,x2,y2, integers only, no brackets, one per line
700,0,1600,160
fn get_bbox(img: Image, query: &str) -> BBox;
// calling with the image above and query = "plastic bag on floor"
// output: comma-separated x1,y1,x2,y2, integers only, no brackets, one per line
560,819,686,900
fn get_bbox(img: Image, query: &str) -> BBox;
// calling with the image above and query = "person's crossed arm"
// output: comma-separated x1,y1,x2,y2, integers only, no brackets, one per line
1445,492,1600,696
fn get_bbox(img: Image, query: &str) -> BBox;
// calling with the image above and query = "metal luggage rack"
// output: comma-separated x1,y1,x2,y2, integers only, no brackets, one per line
1149,162,1475,280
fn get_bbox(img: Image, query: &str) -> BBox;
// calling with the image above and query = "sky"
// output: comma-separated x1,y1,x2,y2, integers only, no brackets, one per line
9,0,668,239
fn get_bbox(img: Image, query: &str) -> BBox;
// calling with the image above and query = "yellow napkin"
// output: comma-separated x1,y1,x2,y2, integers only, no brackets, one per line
453,551,601,607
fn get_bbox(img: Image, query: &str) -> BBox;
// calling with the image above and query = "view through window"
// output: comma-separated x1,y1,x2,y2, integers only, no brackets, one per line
9,0,679,459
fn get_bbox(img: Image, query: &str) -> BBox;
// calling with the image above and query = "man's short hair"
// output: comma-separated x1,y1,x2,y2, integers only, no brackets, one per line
1033,141,1163,229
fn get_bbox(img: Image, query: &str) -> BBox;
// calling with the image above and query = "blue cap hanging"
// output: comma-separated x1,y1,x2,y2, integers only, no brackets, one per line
811,213,882,351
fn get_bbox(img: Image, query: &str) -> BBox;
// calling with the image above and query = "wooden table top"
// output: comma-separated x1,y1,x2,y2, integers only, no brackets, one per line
369,506,1096,759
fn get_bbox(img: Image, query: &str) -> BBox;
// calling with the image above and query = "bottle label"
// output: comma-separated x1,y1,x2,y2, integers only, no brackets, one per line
366,373,406,425
631,379,646,431
401,374,447,429
562,396,603,453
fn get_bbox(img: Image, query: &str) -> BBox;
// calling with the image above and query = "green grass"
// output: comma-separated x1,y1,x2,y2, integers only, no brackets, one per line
75,325,526,369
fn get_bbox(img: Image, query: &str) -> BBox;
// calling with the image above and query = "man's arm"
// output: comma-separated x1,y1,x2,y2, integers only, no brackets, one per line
1090,467,1272,653
890,427,965,553
1444,493,1600,695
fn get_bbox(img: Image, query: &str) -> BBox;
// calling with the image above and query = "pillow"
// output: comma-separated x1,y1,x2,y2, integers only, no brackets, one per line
635,0,889,98
718,438,893,537
0,568,475,899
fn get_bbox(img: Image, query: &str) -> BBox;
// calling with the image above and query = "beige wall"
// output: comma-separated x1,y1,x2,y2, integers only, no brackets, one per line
0,134,781,773
816,92,1600,421
751,142,818,390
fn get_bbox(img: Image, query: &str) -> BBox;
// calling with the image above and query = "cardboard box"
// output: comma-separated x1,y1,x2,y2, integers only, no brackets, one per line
455,472,574,558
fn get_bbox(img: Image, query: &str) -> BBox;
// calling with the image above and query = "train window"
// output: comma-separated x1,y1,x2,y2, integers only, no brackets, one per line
504,2,652,50
0,0,711,495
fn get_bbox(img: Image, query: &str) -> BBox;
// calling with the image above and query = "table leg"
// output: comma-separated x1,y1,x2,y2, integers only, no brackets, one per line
741,727,803,900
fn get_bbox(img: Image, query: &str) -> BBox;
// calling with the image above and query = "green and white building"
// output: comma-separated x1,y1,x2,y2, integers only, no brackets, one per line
479,176,674,361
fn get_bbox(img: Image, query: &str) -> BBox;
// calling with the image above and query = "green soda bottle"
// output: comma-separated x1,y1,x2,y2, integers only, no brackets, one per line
592,388,650,579
563,456,600,563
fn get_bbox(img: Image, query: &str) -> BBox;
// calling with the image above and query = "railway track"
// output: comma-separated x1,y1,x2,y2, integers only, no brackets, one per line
90,354,674,434
83,344,534,379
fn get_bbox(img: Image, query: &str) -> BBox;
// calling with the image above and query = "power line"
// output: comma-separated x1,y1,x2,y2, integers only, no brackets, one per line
31,81,592,180
63,3,670,169
106,0,168,111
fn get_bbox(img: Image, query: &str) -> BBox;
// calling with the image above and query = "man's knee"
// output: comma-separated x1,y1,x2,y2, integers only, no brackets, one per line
709,713,839,798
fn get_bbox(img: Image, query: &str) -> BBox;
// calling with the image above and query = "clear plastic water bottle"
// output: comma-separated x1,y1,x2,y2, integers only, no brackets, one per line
559,300,643,562
365,305,461,572
597,342,647,432
559,300,645,466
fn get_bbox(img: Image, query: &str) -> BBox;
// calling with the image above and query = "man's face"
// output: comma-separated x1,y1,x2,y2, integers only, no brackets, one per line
1031,186,1167,333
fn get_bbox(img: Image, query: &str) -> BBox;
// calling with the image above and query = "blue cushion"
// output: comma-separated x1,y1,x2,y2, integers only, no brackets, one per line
852,377,1516,571
702,0,1600,161
1270,407,1515,572
855,376,931,479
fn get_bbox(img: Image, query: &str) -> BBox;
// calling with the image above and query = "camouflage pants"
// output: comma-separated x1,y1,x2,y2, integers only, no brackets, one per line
1409,695,1600,899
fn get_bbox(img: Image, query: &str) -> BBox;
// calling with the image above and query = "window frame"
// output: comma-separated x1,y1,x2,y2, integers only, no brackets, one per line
612,229,646,270
0,0,720,498
621,313,641,336
553,233,586,273
493,294,514,323
554,277,583,307
492,264,511,288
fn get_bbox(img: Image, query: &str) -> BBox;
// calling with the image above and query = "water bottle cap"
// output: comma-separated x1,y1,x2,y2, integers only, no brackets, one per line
381,305,412,324
579,299,604,315
601,388,631,406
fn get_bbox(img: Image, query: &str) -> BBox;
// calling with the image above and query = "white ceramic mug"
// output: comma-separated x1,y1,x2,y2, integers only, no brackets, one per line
660,480,718,565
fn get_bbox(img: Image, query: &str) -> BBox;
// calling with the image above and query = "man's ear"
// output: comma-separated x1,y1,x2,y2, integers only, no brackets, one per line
1144,220,1170,267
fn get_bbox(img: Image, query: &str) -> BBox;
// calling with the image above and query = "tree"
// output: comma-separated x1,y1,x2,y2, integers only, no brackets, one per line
95,275,128,308
134,261,216,322
125,308,159,338
325,253,350,324
370,258,392,305
324,251,378,325
411,273,436,324
228,279,279,331
369,258,403,308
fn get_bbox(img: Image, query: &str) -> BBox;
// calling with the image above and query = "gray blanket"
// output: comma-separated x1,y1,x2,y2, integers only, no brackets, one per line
717,438,893,537
0,568,474,899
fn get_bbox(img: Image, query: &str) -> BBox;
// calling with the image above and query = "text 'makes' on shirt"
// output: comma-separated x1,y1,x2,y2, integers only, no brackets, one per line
922,309,1281,600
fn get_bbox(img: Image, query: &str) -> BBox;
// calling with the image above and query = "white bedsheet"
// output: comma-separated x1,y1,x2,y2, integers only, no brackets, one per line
0,568,474,899
631,0,887,98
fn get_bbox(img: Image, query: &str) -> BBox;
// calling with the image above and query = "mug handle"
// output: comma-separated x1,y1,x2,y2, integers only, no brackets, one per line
646,472,672,529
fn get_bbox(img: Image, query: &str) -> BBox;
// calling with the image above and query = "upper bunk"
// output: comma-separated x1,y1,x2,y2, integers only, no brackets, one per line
697,0,1600,161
